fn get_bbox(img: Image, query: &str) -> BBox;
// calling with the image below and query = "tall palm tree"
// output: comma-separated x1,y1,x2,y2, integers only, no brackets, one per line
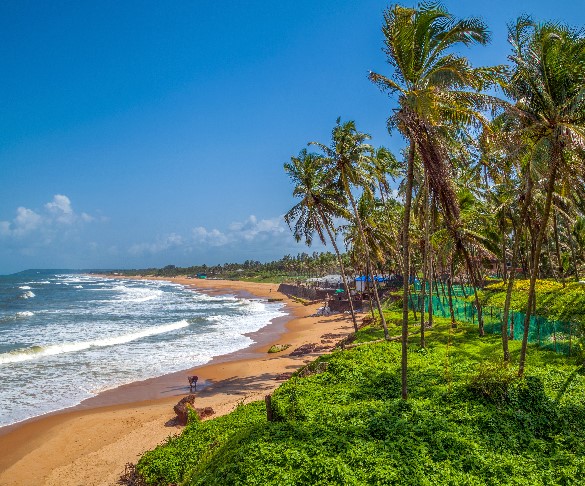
506,17,585,376
311,119,390,339
284,149,360,332
369,2,499,399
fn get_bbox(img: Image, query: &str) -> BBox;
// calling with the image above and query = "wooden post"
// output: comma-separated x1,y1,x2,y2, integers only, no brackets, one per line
265,394,273,422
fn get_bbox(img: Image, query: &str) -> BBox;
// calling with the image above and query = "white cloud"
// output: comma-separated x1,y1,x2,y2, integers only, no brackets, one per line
128,214,289,256
81,212,95,222
45,194,73,216
0,195,98,239
129,233,185,256
191,227,229,246
229,215,286,241
13,207,43,235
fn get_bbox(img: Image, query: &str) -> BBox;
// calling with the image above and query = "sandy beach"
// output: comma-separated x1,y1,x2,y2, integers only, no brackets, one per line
0,278,357,486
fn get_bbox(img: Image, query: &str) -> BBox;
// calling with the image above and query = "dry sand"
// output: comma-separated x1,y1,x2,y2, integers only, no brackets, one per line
0,278,358,486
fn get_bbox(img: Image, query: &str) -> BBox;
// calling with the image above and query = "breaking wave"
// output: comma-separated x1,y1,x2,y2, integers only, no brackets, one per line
0,320,190,365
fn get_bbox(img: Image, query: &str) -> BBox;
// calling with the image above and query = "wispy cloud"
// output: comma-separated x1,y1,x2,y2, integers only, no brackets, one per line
128,214,289,256
129,233,185,256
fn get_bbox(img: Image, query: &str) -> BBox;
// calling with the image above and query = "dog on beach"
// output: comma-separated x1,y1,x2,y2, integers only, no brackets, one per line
188,375,199,391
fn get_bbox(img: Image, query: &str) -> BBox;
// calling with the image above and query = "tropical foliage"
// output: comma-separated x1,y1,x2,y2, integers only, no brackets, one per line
136,317,585,485
284,3,585,380
131,3,585,484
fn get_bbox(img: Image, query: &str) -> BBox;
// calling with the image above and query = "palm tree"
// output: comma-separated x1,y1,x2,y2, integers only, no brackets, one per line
369,2,499,399
370,147,400,204
284,149,360,332
506,17,585,376
311,119,390,339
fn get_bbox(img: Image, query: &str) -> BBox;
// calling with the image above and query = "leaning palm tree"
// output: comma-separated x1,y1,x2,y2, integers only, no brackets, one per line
284,149,360,332
311,119,390,339
369,2,501,399
343,192,396,339
505,17,585,376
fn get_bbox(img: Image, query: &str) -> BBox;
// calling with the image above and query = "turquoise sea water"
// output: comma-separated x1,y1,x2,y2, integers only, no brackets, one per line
0,272,286,427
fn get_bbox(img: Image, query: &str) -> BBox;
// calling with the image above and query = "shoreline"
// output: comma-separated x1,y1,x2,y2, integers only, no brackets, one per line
0,278,357,485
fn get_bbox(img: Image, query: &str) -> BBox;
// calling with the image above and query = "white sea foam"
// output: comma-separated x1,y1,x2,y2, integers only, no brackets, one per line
0,275,289,428
0,311,35,324
0,320,190,365
19,285,32,290
20,290,35,299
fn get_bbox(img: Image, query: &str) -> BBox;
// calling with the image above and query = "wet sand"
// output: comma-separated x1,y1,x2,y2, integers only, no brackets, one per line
0,278,357,485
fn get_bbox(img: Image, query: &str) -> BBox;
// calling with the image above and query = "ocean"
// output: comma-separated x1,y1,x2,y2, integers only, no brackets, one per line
0,272,287,428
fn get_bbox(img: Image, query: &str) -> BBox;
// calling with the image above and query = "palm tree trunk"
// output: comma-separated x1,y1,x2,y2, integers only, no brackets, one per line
345,185,389,340
518,154,559,377
502,215,508,283
546,237,555,278
428,258,435,327
420,242,427,348
408,268,418,321
459,244,484,336
427,195,435,330
502,227,522,362
401,141,415,400
320,213,359,332
502,168,533,363
553,211,564,285
448,260,456,328
568,220,580,280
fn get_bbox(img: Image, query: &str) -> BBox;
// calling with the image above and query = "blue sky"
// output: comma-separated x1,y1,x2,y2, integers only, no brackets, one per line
0,0,582,274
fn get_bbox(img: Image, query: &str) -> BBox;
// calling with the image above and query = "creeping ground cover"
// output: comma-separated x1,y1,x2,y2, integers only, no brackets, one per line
480,280,585,325
136,314,585,485
137,319,585,485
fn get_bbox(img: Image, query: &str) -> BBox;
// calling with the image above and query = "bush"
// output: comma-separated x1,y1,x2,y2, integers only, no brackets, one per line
135,313,585,485
467,361,518,404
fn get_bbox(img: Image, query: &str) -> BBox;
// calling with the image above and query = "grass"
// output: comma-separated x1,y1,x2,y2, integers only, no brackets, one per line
481,279,585,324
135,309,585,485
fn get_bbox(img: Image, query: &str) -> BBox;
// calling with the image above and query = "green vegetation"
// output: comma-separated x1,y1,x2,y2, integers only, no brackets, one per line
136,314,585,485
481,280,585,324
105,252,344,283
127,3,585,483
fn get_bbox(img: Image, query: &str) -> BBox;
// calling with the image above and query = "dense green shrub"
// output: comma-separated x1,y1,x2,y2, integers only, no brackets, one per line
136,314,585,485
481,280,585,324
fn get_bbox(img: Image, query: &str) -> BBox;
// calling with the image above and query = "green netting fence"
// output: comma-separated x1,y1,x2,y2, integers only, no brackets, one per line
413,282,475,298
409,288,579,356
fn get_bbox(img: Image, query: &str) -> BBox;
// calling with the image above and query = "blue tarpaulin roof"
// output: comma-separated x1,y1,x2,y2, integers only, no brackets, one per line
355,276,385,282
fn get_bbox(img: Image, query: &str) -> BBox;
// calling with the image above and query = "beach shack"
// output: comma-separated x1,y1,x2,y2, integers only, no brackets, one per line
306,274,344,289
355,275,385,292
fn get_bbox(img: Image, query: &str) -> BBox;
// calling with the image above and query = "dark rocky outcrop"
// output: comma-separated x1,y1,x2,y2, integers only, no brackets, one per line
289,343,330,356
173,395,196,424
275,372,294,381
173,395,215,425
